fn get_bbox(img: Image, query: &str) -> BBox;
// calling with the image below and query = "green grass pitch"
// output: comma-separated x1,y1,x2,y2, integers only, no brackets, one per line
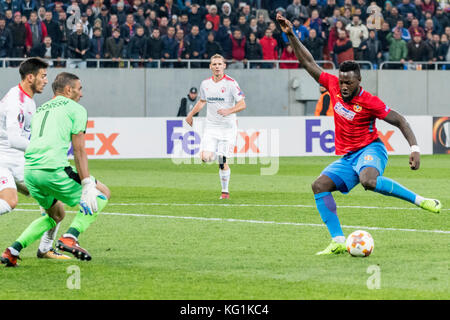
0,155,448,300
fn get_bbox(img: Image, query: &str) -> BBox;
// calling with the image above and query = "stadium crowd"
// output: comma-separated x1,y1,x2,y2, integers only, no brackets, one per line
0,0,449,69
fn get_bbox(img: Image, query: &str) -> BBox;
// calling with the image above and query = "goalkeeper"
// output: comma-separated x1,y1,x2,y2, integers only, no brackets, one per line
1,72,111,267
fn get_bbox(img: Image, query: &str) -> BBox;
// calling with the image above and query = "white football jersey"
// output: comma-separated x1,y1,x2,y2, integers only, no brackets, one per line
0,85,36,164
199,75,245,128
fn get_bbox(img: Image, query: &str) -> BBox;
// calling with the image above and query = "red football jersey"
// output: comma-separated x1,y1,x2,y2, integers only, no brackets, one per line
319,72,391,155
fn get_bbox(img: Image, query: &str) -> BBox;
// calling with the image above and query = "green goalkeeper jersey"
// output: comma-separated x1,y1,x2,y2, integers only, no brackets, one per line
25,95,88,169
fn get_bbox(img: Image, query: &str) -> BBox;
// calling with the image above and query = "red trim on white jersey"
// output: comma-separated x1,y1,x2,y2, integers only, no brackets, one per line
18,84,32,102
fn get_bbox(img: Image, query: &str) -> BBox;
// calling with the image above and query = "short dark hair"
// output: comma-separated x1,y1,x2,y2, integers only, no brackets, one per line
339,60,361,78
18,57,48,80
52,72,79,94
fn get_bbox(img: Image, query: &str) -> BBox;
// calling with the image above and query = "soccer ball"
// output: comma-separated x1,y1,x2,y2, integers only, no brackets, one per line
346,230,374,257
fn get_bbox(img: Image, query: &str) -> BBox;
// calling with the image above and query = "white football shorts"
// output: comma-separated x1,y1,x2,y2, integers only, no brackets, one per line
201,126,237,158
0,161,24,191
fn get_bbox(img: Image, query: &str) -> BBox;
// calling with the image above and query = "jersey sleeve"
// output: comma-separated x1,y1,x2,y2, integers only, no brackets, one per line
369,95,391,120
231,80,245,103
199,81,207,101
319,72,339,92
4,98,29,151
70,104,88,135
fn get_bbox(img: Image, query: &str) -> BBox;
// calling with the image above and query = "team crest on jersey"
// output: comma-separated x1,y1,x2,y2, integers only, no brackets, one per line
364,155,374,161
0,176,8,185
221,87,226,93
334,102,356,121
353,104,362,112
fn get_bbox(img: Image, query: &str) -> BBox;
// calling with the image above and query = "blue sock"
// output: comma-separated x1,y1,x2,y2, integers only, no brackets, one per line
314,192,344,239
374,176,418,204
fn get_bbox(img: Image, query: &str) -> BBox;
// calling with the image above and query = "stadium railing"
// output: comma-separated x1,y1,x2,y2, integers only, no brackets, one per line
379,61,450,70
0,58,336,70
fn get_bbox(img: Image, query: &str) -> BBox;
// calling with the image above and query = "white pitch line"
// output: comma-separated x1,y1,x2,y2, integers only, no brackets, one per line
13,208,450,235
18,202,450,211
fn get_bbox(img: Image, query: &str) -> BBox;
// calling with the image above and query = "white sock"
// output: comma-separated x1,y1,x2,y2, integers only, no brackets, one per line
333,236,346,243
38,222,61,253
0,199,12,216
414,195,425,206
219,168,231,193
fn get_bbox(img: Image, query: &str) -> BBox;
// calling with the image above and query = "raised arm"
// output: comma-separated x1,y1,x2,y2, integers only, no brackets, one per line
276,13,323,83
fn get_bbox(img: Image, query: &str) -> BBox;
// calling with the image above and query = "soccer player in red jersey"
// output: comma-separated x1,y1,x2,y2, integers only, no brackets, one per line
276,14,442,255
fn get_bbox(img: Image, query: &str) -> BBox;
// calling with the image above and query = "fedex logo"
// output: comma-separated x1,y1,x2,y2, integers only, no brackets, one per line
68,120,119,156
166,120,261,156
306,119,396,154
306,119,335,153
166,120,201,155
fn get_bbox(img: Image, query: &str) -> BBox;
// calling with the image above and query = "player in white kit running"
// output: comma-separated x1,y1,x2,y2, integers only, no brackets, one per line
0,58,70,260
186,54,247,199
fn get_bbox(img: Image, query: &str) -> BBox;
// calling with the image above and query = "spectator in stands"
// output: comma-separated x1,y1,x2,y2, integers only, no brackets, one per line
280,43,298,69
221,1,237,25
104,28,124,67
420,0,436,15
260,28,278,68
8,11,26,64
169,14,178,29
360,29,382,68
333,29,354,65
308,0,322,16
200,20,215,42
305,28,325,60
240,4,254,22
80,0,90,14
385,6,401,29
173,28,188,67
0,15,12,64
186,24,204,67
158,16,169,36
43,11,60,45
127,24,146,67
37,6,46,22
20,0,38,20
434,7,448,31
229,28,245,69
378,21,391,61
315,86,332,116
408,18,425,39
256,13,267,39
159,0,181,20
1,0,20,16
216,16,232,59
237,14,251,38
340,0,356,16
282,17,309,44
177,87,199,117
115,2,127,25
90,26,104,60
423,17,440,37
345,15,369,60
162,25,177,66
308,9,324,37
67,22,90,68
321,0,338,20
386,28,408,68
248,16,259,38
188,3,205,30
428,33,441,61
407,31,433,63
4,9,13,26
120,13,137,45
328,19,344,56
286,0,309,23
437,33,448,61
393,20,411,42
205,4,220,31
397,0,418,17
244,31,262,68
37,35,62,67
268,20,284,50
106,14,119,38
25,11,47,56
178,13,191,35
145,28,163,68
204,31,223,60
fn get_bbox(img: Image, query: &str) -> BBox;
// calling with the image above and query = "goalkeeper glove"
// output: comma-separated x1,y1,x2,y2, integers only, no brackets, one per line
80,176,98,215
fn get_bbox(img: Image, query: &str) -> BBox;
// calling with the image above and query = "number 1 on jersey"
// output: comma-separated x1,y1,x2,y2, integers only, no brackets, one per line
39,110,50,137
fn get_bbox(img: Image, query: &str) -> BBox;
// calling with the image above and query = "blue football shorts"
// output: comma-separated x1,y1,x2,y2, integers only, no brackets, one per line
321,139,388,194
